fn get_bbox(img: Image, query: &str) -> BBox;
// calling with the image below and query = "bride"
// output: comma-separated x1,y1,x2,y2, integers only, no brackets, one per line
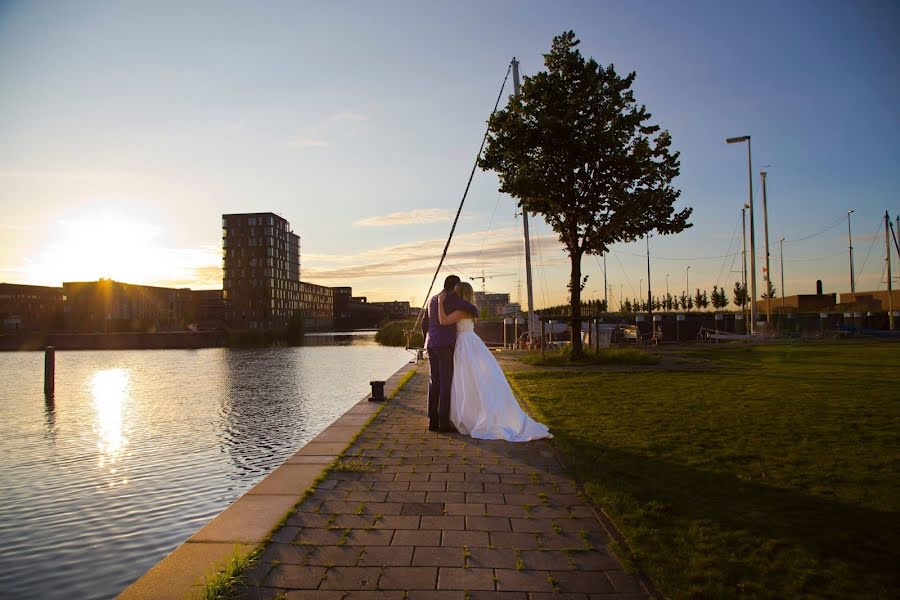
438,282,552,441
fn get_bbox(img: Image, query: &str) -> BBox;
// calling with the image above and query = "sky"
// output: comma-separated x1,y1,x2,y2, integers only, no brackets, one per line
1,0,899,309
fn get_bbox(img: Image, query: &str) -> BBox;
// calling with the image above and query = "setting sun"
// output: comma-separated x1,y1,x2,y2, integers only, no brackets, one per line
23,212,221,288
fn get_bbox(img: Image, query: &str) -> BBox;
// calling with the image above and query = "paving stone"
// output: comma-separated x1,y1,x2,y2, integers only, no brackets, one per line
484,504,526,518
343,529,395,546
373,515,421,530
441,530,490,547
319,566,382,590
412,546,466,567
378,566,439,590
552,570,615,594
489,531,541,549
264,565,327,589
409,481,448,492
406,590,464,600
393,529,442,546
302,545,365,567
347,490,390,502
437,567,496,590
401,502,445,516
493,569,554,592
359,546,413,567
467,493,505,504
529,594,589,600
518,550,572,571
509,518,558,534
466,516,511,532
443,502,487,516
386,491,428,503
446,481,485,493
426,491,466,503
573,551,620,571
343,593,407,600
420,515,466,530
465,547,519,569
283,591,346,600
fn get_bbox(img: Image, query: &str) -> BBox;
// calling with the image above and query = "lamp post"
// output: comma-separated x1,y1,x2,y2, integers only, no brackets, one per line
742,204,749,324
639,279,643,311
760,170,772,323
686,266,691,311
665,273,670,305
779,237,786,314
727,136,757,333
847,210,855,294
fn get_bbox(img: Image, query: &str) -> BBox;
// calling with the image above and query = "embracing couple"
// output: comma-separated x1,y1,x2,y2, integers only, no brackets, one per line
421,275,551,442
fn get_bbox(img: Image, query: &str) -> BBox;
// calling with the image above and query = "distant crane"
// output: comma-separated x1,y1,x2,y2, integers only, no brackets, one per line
469,269,514,293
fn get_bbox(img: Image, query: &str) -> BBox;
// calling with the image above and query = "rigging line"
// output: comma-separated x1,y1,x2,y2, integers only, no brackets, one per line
530,218,552,311
610,247,637,298
783,214,847,244
854,219,884,289
614,249,742,261
412,61,512,337
783,251,845,263
714,212,744,290
476,191,504,269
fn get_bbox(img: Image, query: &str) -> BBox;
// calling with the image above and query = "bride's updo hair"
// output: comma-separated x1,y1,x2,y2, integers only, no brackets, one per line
455,281,475,304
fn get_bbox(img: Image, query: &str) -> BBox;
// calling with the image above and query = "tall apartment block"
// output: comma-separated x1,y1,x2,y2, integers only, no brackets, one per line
222,212,300,329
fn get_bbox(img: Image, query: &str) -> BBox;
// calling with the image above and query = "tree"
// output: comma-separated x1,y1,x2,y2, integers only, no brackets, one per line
711,285,729,310
664,293,674,311
480,32,691,357
733,281,748,308
678,291,688,311
693,289,704,310
622,298,633,313
761,280,777,300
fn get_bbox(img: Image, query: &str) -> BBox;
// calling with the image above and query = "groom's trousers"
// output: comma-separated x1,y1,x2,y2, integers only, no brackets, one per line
427,346,454,430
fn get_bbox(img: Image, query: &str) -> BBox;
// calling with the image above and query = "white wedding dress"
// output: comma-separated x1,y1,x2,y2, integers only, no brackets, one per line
450,319,552,441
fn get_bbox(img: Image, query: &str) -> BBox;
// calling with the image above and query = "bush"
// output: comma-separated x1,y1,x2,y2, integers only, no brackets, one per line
376,320,423,347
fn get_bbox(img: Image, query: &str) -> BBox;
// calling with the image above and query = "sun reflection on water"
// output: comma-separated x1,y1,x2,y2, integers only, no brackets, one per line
91,369,129,470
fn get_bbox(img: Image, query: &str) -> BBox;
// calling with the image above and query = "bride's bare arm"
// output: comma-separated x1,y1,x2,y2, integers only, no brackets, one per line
438,293,472,325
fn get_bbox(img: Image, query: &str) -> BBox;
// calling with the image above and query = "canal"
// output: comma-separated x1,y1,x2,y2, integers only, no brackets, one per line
0,334,410,599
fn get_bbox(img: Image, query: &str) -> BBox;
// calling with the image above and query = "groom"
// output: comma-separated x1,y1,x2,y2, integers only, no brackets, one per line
421,275,478,432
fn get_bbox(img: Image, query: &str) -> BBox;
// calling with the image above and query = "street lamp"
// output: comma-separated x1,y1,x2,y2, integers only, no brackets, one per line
761,170,772,323
639,279,643,311
686,266,691,311
665,273,670,302
727,135,758,333
779,237,786,314
848,210,855,293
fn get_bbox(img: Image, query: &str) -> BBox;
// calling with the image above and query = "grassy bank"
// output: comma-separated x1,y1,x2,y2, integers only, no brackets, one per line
520,346,659,367
508,341,899,599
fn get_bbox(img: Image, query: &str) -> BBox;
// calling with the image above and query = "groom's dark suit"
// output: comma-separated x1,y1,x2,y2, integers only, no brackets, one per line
421,291,478,431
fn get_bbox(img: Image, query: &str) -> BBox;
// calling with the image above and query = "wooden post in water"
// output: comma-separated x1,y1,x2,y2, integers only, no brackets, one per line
44,346,55,395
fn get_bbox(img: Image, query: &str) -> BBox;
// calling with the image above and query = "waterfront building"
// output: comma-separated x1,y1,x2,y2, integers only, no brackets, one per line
370,300,412,321
0,283,64,332
63,279,191,332
191,289,226,330
222,212,300,330
332,286,352,324
300,281,334,330
474,292,511,317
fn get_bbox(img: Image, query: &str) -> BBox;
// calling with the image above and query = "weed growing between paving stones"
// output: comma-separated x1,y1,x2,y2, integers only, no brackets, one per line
332,459,374,472
514,549,524,570
508,342,900,599
193,546,260,600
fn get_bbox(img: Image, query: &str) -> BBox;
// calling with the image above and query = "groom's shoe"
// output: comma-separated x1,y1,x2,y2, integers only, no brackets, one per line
438,424,458,434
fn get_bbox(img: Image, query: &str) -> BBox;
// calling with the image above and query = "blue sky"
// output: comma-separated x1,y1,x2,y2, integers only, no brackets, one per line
1,0,898,307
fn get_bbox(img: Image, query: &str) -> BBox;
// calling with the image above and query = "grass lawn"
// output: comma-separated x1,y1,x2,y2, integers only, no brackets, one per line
507,341,899,599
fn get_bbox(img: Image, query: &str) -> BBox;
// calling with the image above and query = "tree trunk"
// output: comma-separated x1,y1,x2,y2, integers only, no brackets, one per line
569,251,583,358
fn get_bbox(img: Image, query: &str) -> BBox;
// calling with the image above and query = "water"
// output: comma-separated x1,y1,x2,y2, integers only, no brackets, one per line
0,335,409,599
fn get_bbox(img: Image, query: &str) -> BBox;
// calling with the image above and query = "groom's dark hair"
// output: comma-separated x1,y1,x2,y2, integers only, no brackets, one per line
443,275,461,292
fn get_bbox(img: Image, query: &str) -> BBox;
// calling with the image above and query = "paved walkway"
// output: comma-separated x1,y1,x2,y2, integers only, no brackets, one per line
239,364,647,599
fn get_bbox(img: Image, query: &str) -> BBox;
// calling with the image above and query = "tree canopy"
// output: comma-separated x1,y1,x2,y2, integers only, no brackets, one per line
480,31,692,355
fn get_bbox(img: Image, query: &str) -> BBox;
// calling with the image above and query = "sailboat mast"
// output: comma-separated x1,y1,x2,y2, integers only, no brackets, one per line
512,57,537,341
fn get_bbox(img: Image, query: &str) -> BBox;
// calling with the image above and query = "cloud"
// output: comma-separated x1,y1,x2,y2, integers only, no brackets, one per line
302,227,564,282
354,208,453,227
288,110,371,150
333,112,369,122
289,137,332,149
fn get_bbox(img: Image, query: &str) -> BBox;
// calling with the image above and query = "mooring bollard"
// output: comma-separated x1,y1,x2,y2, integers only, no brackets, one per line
369,380,386,402
44,346,55,395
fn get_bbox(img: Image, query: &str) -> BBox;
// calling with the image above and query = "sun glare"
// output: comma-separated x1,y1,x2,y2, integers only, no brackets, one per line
91,368,129,468
23,213,220,288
